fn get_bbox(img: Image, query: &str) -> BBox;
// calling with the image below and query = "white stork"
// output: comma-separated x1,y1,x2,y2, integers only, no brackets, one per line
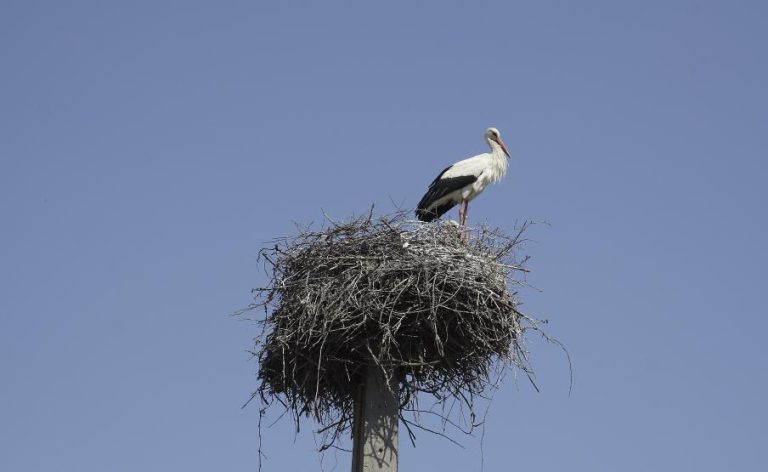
416,127,511,225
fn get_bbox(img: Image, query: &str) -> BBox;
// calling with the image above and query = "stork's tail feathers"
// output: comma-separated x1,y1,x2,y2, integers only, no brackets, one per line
416,201,455,222
416,208,438,222
416,173,476,223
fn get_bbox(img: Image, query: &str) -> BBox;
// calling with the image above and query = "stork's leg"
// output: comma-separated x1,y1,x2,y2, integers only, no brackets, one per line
458,200,470,242
458,200,468,226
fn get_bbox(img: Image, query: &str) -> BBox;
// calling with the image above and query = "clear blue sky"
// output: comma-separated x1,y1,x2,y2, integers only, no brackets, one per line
1,1,766,470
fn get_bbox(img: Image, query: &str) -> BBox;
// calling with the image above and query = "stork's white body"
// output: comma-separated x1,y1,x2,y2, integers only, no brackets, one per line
416,128,511,225
427,151,508,208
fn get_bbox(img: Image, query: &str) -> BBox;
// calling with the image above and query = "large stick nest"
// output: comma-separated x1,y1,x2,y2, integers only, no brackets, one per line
249,212,539,449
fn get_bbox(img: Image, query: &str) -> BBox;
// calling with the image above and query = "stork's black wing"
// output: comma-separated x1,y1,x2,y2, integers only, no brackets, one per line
416,166,477,222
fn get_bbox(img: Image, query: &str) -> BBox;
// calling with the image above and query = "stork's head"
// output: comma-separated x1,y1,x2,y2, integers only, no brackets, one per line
485,127,511,159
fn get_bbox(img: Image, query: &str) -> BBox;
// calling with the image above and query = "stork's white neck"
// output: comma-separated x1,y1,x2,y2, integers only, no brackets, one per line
485,140,509,183
488,140,506,158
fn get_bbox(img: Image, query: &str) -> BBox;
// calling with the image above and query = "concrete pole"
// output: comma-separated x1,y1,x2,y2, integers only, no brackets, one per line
351,368,398,472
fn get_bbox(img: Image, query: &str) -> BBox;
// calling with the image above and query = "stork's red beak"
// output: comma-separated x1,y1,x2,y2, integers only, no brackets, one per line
499,138,511,159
